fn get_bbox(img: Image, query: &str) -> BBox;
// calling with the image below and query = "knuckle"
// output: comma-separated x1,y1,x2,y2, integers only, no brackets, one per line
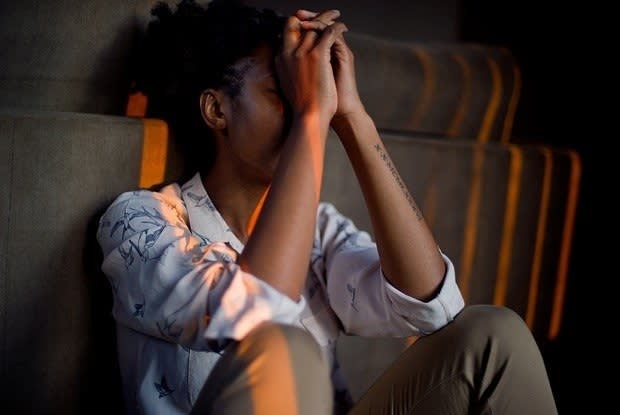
324,24,336,34
286,16,299,27
327,9,340,17
325,23,345,36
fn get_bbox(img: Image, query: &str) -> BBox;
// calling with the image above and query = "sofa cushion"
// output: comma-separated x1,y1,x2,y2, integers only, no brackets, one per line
348,34,520,141
0,110,148,412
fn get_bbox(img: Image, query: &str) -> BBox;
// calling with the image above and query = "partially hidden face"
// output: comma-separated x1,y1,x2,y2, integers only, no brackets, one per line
219,43,290,181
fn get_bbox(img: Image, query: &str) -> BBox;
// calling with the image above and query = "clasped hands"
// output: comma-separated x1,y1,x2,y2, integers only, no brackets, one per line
275,9,364,127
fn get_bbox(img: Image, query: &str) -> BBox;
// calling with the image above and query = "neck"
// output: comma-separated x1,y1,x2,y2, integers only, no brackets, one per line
202,159,270,244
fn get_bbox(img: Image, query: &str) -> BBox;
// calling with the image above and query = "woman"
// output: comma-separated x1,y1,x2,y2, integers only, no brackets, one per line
97,1,557,414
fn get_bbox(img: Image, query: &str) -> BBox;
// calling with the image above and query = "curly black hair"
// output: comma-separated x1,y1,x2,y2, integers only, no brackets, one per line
133,0,286,179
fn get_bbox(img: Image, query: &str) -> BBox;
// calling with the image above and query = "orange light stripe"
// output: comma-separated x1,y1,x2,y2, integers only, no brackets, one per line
126,91,148,117
406,335,419,347
139,119,169,189
458,146,485,301
549,150,582,340
410,47,435,129
247,187,270,238
477,56,502,143
501,54,521,144
525,147,552,328
493,145,522,306
446,53,472,138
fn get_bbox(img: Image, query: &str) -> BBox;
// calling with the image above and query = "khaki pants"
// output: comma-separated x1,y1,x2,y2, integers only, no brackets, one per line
191,305,558,415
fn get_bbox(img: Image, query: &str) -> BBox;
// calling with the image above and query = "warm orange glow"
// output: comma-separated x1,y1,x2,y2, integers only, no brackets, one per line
493,145,522,306
238,110,325,301
500,56,521,144
126,91,148,117
405,335,419,347
247,187,270,237
139,119,169,188
477,56,502,143
410,47,435,129
307,114,325,202
458,146,485,301
549,150,581,340
241,326,299,414
525,147,552,329
446,53,472,138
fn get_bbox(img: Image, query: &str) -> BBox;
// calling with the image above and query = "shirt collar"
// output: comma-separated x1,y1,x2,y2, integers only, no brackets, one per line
180,172,245,253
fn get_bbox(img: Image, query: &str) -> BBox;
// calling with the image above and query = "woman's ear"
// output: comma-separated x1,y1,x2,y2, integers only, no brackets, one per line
200,89,227,130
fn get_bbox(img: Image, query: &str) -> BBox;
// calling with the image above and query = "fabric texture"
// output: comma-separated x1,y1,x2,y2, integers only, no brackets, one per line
349,305,558,415
97,172,465,414
190,322,333,415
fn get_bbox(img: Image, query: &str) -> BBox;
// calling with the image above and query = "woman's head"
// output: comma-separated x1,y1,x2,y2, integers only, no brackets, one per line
134,0,286,178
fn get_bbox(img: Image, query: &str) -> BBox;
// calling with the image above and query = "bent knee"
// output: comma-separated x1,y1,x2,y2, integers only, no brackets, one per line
452,305,534,348
241,322,323,362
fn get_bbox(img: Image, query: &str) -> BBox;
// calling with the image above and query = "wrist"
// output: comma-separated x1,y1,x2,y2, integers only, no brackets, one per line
291,110,332,141
331,108,372,138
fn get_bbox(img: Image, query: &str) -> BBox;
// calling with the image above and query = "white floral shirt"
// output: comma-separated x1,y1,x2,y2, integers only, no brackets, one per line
97,172,465,415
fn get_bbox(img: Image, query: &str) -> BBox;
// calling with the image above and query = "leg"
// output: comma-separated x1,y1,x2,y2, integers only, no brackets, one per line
349,305,558,415
190,323,333,415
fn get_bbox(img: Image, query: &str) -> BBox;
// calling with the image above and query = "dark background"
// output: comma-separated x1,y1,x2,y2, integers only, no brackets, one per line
460,0,602,410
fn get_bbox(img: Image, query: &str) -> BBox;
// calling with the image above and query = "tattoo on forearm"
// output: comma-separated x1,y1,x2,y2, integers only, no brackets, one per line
374,143,423,221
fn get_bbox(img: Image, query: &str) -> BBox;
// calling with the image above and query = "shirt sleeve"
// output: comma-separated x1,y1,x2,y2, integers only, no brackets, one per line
318,202,464,337
96,190,305,351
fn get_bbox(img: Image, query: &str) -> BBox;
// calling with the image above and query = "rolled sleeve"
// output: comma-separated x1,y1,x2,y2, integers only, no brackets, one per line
97,190,305,351
319,202,464,338
203,264,306,342
383,250,464,335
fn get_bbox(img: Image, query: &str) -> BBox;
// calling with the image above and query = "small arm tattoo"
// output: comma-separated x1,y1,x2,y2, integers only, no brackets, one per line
374,143,423,221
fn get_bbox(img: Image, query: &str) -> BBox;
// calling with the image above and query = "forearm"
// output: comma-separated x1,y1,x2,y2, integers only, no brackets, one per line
239,112,328,301
332,112,445,301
